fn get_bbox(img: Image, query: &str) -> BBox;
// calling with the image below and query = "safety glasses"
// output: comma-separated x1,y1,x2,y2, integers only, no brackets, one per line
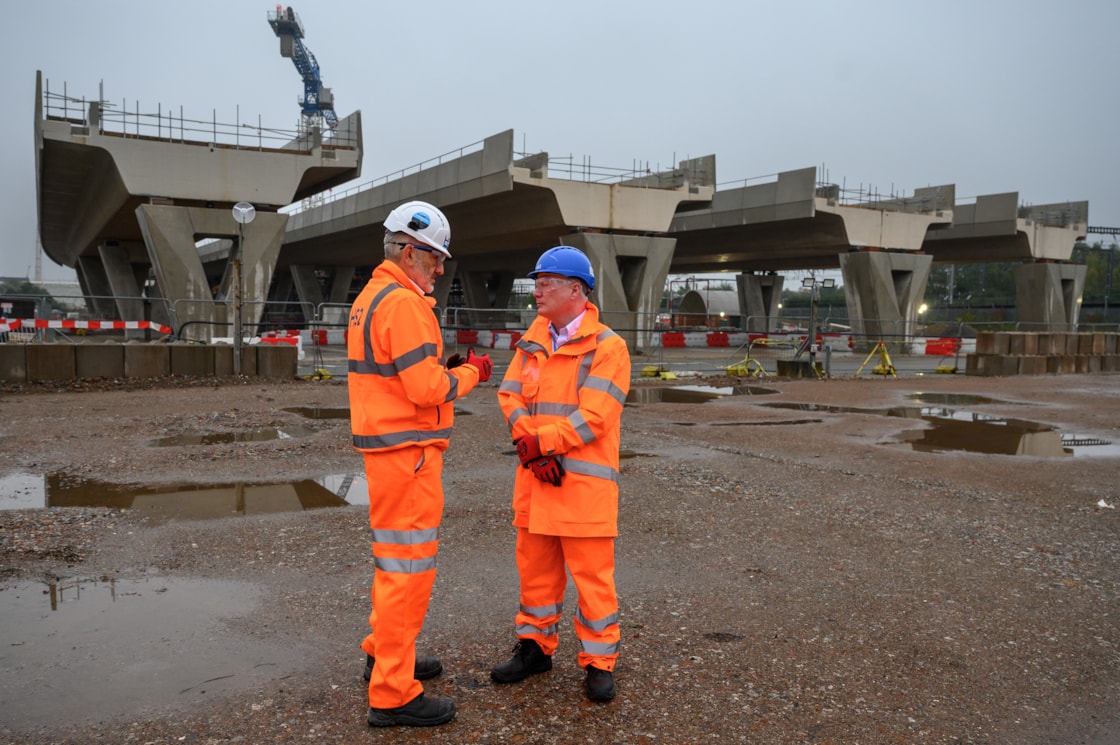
391,241,446,266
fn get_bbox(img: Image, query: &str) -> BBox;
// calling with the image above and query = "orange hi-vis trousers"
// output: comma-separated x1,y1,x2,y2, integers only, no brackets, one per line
361,446,443,709
512,528,620,671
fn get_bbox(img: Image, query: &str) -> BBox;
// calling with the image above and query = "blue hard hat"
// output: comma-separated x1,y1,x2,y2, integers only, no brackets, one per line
528,246,595,290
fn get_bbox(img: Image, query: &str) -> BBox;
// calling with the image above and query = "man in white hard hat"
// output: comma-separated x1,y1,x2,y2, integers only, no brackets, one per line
347,200,492,727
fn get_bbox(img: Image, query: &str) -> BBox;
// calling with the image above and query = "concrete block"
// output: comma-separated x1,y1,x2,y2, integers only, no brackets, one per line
1065,334,1081,355
27,345,76,382
975,332,996,355
75,345,125,379
1046,356,1062,374
1106,334,1118,354
214,346,258,376
1074,356,1090,374
1017,356,1047,375
965,353,980,375
991,332,1011,355
1091,334,1106,355
0,345,27,383
125,345,170,378
170,344,215,376
1104,355,1120,372
1077,334,1094,355
1044,332,1066,355
1087,356,1102,373
256,345,297,378
999,355,1021,376
1059,355,1077,374
1022,333,1038,356
1007,333,1026,356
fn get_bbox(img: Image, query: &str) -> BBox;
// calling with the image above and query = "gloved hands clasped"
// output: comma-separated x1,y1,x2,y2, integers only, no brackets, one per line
514,434,564,486
446,348,492,383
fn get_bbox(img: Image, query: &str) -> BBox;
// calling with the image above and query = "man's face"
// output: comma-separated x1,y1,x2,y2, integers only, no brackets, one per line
400,241,446,294
532,273,580,322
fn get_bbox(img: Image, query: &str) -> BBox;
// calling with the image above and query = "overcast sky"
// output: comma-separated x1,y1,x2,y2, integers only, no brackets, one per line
5,0,1117,281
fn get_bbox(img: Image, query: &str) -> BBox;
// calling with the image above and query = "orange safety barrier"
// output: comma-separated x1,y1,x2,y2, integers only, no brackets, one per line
706,332,729,347
457,330,479,344
925,338,962,356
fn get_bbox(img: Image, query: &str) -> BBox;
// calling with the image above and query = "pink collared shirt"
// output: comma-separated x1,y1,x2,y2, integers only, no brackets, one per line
549,310,587,352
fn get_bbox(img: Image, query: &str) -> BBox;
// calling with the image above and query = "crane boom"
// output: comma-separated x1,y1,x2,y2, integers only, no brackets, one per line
267,6,339,129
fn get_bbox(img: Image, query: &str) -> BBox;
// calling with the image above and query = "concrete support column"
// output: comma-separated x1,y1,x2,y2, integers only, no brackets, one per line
288,265,356,328
78,252,117,320
838,250,932,349
563,233,676,353
97,241,151,341
737,273,785,332
136,205,287,342
1015,261,1086,331
457,269,516,329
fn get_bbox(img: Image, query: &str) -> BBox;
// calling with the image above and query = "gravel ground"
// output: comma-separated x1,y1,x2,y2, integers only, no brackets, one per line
0,369,1118,745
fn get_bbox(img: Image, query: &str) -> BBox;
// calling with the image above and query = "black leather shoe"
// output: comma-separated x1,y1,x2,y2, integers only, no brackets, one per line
363,654,443,682
585,665,616,701
490,639,553,683
368,693,455,727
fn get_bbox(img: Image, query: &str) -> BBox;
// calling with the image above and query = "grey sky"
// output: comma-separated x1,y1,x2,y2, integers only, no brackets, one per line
5,0,1117,280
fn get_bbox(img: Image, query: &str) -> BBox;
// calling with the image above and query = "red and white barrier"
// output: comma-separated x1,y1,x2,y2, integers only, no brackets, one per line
0,318,172,335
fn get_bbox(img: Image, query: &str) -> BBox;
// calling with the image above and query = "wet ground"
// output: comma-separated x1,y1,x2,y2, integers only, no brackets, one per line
0,365,1118,744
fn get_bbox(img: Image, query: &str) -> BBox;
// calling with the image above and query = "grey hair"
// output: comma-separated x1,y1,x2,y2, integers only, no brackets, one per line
384,231,406,259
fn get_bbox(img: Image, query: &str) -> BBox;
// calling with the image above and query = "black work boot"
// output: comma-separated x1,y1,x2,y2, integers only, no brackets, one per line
363,654,443,682
490,639,553,683
367,693,456,727
585,665,616,701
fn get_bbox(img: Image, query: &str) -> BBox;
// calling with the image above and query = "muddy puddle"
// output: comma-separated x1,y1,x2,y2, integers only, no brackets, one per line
0,575,309,730
627,385,778,404
0,472,373,519
759,400,1117,457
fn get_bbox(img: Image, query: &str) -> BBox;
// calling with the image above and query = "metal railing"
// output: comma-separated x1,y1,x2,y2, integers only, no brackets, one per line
41,81,359,152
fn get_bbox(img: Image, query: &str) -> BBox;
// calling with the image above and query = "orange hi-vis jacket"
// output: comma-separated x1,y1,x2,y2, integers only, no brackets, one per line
498,302,630,537
347,260,480,453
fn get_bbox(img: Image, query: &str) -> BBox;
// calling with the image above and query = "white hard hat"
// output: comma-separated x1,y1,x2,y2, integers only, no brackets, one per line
384,201,451,257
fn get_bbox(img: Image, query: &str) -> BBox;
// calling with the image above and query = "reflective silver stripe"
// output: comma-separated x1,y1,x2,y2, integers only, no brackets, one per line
568,410,594,444
580,639,620,656
443,370,459,403
562,457,619,483
352,426,453,450
395,341,439,374
597,329,618,342
535,402,578,417
374,556,437,574
516,622,559,637
520,602,563,618
352,284,402,374
516,338,549,357
576,608,619,632
507,407,528,428
576,352,595,389
583,375,627,406
499,379,523,394
370,527,440,545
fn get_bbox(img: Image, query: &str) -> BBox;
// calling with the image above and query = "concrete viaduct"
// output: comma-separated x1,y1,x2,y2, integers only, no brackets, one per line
34,73,1088,349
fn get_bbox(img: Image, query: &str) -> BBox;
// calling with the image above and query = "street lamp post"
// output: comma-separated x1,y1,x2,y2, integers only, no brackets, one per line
802,276,835,372
231,202,256,376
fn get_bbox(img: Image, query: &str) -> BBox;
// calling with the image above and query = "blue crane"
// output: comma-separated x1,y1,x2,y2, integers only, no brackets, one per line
267,6,339,130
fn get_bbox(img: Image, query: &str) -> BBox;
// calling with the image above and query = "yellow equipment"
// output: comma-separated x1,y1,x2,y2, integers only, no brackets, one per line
855,342,897,378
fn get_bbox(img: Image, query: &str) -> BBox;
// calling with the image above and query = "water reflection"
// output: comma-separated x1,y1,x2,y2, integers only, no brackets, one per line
151,426,315,446
758,401,1116,457
627,385,778,404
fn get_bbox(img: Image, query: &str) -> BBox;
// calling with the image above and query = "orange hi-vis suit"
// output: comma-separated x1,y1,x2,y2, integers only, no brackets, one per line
347,259,481,710
497,301,630,671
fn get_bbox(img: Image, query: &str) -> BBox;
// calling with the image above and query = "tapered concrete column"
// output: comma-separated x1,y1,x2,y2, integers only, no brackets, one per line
78,253,118,320
136,205,287,342
839,250,932,349
563,233,676,353
97,241,151,340
456,270,516,328
737,273,785,332
1015,261,1086,331
289,265,357,327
